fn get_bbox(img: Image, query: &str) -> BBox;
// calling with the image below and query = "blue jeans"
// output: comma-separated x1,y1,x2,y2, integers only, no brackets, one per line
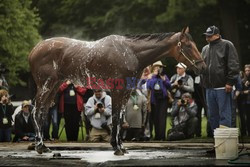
0,128,12,142
206,88,233,132
44,105,59,139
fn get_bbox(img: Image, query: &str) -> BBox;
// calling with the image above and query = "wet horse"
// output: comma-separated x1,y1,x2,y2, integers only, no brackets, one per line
29,27,206,155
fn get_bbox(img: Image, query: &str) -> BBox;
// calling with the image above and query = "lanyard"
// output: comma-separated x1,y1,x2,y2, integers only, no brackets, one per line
1,104,6,116
130,95,137,105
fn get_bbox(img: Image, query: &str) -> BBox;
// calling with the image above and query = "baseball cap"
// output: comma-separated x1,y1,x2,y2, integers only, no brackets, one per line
176,63,187,69
22,100,31,108
203,26,220,36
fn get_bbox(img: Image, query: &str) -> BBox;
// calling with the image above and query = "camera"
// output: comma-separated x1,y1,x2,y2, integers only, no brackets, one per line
177,79,183,85
180,99,187,106
97,103,104,108
157,67,164,76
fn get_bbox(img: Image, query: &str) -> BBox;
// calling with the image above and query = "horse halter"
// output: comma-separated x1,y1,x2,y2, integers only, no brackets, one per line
177,40,204,69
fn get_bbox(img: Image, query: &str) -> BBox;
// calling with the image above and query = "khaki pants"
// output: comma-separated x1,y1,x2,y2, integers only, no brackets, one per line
89,127,111,142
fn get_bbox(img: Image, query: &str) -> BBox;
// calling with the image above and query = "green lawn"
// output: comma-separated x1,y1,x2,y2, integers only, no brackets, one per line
57,116,209,141
53,115,249,142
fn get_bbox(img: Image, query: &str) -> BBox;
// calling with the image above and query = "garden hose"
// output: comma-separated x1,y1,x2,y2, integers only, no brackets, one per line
228,152,250,165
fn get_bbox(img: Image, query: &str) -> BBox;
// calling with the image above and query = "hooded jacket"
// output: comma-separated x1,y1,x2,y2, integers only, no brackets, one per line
201,38,239,88
85,92,112,129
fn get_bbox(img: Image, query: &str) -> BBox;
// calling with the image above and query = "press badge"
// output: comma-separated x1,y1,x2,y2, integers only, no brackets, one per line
133,105,139,111
195,76,201,84
2,118,8,125
69,90,75,96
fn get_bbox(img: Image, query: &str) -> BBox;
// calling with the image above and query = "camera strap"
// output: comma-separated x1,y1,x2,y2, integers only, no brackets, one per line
94,97,105,107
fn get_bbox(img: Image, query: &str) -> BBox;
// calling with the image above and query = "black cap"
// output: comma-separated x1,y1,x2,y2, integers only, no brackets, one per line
203,26,220,36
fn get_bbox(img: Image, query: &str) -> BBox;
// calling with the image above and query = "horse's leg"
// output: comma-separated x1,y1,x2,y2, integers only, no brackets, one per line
32,89,50,154
110,91,130,156
33,78,61,154
110,104,124,156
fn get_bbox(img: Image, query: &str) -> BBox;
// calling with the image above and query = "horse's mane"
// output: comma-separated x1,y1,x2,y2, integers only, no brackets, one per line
125,32,175,42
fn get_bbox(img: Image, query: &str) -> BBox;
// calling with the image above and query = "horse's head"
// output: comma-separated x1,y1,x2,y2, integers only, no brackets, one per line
172,27,206,75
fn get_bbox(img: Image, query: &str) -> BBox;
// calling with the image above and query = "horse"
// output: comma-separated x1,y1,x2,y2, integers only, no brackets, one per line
28,27,206,155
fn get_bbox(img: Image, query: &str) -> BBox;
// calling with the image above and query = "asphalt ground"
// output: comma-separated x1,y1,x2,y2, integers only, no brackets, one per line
0,142,250,166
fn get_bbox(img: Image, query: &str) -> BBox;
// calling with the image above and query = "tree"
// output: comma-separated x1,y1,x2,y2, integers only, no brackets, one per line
0,0,41,86
34,0,250,70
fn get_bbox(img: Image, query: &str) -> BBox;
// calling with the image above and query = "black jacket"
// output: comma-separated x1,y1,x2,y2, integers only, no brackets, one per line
14,111,35,138
201,38,239,88
0,103,14,129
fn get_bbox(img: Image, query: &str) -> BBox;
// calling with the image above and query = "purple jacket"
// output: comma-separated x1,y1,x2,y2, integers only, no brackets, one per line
147,75,171,104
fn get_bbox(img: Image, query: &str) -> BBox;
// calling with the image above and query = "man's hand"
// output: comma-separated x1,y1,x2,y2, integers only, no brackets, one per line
244,90,250,94
160,75,166,81
225,84,233,93
66,80,71,85
94,104,98,112
22,136,29,141
99,107,105,113
177,100,182,106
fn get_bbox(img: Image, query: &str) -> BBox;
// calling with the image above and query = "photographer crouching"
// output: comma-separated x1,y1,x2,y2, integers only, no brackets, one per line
85,89,112,142
167,92,198,141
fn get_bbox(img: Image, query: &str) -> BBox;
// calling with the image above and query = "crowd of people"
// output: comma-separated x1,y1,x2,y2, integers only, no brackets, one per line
0,26,249,144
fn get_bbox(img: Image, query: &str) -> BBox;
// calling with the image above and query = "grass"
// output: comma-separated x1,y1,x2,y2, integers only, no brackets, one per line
49,114,250,142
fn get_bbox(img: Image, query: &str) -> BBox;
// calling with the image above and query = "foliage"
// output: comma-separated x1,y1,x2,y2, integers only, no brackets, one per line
0,0,41,86
1,0,250,87
34,0,250,71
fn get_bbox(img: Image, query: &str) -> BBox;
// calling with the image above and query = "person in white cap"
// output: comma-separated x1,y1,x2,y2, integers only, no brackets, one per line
170,62,194,102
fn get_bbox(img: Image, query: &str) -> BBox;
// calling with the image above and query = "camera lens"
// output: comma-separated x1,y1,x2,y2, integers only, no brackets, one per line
97,103,103,108
177,80,183,85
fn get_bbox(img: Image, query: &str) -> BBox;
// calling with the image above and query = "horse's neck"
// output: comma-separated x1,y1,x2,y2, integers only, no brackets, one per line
128,36,176,69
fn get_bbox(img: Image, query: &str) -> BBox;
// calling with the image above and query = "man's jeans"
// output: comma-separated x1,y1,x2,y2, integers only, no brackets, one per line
44,105,59,139
206,88,233,132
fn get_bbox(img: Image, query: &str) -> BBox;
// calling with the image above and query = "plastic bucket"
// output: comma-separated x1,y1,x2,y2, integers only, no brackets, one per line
214,128,238,159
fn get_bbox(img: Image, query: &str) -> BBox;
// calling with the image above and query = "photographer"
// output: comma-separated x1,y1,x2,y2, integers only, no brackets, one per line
168,93,198,140
170,63,194,101
147,61,171,141
241,64,250,136
0,89,14,142
85,89,112,142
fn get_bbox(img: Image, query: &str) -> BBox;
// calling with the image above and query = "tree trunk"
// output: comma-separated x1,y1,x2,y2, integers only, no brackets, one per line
218,0,241,64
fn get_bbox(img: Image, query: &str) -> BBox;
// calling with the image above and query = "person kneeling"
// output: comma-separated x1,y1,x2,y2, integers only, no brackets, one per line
85,89,112,142
167,93,198,141
14,100,35,142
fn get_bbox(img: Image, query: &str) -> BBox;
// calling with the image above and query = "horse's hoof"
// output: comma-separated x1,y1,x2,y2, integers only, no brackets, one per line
114,149,124,156
36,144,43,154
42,144,52,153
121,148,129,154
36,144,52,154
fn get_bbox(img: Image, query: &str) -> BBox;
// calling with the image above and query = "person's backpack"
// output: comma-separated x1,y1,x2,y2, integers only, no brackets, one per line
167,124,186,141
153,80,164,100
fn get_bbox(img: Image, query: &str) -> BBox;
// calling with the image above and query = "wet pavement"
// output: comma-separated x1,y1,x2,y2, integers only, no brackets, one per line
0,142,249,166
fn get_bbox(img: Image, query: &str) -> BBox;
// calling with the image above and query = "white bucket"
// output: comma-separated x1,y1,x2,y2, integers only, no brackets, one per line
214,128,239,159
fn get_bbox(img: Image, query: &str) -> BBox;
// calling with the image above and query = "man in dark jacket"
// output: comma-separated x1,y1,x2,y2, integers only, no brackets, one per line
201,26,240,132
14,101,35,142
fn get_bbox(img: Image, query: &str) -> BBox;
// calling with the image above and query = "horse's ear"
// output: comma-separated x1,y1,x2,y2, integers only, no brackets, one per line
181,26,189,34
